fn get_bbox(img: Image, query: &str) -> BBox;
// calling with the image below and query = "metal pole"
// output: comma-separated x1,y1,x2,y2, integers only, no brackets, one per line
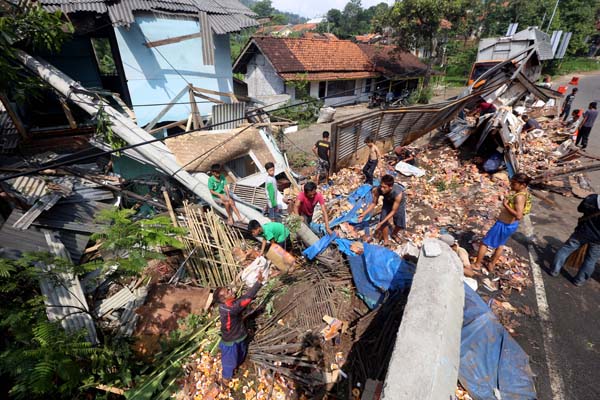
546,0,560,32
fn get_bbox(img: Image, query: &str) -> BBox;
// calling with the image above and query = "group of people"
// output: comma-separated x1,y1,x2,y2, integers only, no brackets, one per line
212,93,600,384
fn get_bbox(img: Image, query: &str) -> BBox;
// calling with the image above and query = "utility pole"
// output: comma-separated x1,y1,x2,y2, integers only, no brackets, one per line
546,0,560,32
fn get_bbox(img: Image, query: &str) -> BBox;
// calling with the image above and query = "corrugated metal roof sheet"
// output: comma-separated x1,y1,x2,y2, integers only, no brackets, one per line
8,176,48,205
208,13,257,34
38,0,257,29
0,103,20,154
0,210,92,263
211,102,246,130
40,229,98,344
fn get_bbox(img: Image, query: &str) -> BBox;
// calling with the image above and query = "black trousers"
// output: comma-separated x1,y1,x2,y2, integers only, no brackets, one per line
577,126,592,148
362,159,377,185
561,105,571,121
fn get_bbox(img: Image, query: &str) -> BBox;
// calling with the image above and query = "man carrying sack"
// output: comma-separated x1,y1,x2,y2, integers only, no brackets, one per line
551,193,600,286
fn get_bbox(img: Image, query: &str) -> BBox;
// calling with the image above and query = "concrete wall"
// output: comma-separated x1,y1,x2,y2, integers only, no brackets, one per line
245,54,285,97
114,13,234,126
381,239,464,400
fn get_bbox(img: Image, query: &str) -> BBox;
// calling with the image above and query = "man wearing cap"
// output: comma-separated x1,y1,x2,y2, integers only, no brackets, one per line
440,234,474,277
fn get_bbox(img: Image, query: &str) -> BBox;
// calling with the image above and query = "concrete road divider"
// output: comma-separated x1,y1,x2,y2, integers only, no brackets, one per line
381,239,464,400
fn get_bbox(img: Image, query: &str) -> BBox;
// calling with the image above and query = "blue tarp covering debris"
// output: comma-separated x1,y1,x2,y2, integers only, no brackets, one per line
347,254,383,309
459,284,536,400
304,236,414,309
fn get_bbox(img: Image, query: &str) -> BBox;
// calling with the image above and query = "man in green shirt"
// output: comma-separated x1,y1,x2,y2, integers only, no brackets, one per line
208,163,244,225
248,220,291,254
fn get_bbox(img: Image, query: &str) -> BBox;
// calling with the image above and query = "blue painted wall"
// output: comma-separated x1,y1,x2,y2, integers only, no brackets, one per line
114,13,234,126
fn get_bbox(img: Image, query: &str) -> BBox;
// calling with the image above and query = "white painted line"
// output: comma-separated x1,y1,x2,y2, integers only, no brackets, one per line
522,215,566,400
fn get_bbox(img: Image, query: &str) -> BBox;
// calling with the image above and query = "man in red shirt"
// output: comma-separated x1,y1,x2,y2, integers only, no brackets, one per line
294,181,332,234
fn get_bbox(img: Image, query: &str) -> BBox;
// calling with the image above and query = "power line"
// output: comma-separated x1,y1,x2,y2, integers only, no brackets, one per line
0,76,409,181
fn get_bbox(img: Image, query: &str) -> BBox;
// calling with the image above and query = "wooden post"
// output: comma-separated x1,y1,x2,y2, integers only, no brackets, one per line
188,84,201,130
162,189,178,227
144,85,188,132
59,98,77,129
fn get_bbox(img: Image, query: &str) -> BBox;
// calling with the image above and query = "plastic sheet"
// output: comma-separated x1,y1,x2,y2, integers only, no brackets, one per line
459,284,536,400
347,254,384,309
362,243,414,291
302,232,337,260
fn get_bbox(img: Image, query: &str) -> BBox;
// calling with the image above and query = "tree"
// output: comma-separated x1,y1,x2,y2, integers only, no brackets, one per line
0,1,72,101
251,0,274,17
556,0,600,55
384,0,460,87
318,0,388,39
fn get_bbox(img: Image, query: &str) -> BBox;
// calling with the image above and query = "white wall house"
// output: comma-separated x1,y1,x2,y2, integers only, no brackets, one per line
234,37,427,109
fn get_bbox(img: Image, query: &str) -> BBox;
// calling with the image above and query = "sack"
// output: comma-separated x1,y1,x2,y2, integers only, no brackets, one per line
565,244,588,269
240,256,270,286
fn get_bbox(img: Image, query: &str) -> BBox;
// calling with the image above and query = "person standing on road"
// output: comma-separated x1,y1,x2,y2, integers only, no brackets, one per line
474,173,532,272
362,136,381,185
560,88,578,121
358,174,406,246
550,193,600,286
576,102,598,150
313,131,331,185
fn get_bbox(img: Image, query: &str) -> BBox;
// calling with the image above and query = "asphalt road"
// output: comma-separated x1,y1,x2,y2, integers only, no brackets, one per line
511,73,600,400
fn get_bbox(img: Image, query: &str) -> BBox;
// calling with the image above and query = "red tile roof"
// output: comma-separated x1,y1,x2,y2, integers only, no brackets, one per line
233,37,427,81
279,71,377,81
357,43,427,77
250,37,373,75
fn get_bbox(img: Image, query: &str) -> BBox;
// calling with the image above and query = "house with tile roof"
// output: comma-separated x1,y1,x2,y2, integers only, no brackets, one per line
232,36,428,107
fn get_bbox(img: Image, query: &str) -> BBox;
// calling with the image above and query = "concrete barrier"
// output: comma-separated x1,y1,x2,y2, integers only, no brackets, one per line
381,239,465,400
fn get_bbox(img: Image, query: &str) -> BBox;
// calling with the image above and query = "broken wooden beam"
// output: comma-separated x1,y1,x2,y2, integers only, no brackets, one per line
144,32,203,48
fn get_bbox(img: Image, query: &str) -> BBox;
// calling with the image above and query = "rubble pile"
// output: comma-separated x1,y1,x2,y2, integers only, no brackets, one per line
180,345,298,400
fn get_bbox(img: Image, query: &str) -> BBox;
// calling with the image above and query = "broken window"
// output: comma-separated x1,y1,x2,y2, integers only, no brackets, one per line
326,80,356,98
90,38,117,76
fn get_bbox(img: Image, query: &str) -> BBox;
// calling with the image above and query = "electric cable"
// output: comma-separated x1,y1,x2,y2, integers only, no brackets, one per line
0,72,417,181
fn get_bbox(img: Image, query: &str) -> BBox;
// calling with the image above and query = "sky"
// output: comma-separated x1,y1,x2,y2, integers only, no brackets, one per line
271,0,392,19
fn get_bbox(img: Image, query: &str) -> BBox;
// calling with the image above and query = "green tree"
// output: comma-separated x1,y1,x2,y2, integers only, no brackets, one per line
251,0,275,17
384,0,460,87
556,0,600,55
0,253,134,399
0,1,72,101
87,208,186,279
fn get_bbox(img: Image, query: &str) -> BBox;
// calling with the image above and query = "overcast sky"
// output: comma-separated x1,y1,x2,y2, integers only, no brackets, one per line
271,0,393,19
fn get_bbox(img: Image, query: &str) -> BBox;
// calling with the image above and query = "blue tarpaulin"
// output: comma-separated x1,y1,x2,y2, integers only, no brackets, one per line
362,243,414,291
459,284,536,400
347,254,384,309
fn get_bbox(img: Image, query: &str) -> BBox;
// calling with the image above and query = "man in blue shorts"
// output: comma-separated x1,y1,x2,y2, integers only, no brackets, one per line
474,173,532,272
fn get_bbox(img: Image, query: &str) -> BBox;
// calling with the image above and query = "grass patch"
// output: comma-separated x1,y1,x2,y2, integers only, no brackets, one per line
548,57,600,77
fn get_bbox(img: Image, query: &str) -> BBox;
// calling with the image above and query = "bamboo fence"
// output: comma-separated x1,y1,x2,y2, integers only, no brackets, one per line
181,201,244,287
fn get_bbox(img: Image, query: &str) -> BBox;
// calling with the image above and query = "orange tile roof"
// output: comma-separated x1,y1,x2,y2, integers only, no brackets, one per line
252,36,373,74
233,37,427,80
279,71,378,81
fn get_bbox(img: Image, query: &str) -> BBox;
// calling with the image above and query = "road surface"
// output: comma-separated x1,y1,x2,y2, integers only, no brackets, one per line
510,72,600,400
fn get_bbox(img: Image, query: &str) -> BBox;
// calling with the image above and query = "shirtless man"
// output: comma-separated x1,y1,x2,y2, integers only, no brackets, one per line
358,174,406,246
362,136,381,185
474,173,531,272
